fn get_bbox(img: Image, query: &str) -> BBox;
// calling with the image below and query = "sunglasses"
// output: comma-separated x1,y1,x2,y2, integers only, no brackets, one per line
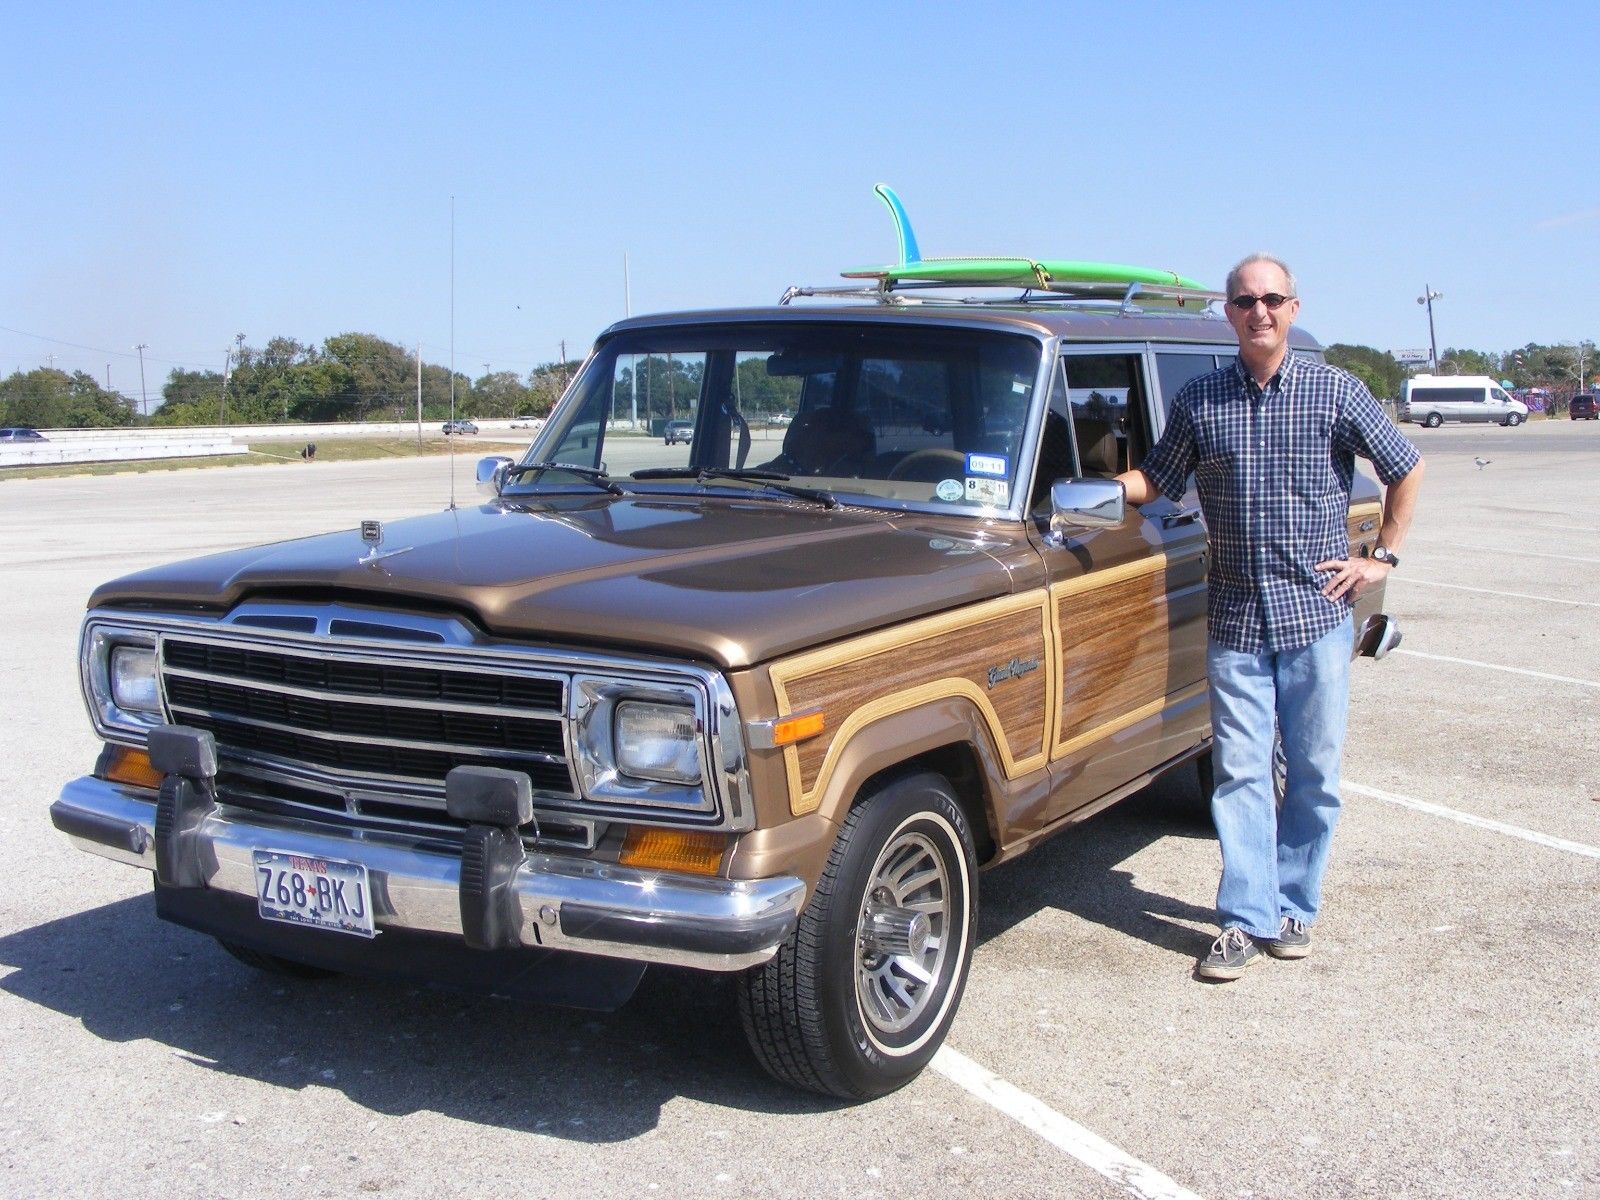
1228,293,1293,311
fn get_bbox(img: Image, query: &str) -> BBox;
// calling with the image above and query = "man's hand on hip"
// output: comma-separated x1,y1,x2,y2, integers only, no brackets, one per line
1316,555,1391,601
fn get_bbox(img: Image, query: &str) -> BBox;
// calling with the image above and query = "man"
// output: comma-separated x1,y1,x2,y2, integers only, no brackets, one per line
1117,254,1424,981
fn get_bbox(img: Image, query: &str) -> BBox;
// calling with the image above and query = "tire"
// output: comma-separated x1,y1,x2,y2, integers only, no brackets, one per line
217,938,339,980
738,772,977,1100
1423,412,1443,428
1504,412,1524,427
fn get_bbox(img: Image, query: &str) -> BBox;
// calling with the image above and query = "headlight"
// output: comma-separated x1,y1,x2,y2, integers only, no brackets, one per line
110,646,161,713
615,701,701,784
82,620,164,739
570,676,718,818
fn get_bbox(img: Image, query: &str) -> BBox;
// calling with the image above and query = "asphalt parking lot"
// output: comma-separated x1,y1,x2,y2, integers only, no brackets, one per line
2,420,1596,1200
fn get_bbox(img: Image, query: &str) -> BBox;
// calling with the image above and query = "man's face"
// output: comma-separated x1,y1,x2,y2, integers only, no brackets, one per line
1225,260,1300,360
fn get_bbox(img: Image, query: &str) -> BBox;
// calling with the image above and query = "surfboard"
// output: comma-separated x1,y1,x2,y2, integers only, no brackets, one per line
843,185,1219,305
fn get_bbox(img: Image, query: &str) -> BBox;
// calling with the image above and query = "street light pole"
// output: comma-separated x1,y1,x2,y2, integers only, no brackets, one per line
220,333,245,424
133,344,149,417
1416,286,1443,372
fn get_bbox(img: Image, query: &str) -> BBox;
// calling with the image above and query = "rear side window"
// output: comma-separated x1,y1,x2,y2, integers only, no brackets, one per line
1155,353,1218,414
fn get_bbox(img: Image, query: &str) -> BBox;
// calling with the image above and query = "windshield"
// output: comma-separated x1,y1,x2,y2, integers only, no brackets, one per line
516,321,1044,515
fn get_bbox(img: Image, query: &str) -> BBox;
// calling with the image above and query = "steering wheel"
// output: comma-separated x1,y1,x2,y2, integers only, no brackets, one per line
887,448,967,482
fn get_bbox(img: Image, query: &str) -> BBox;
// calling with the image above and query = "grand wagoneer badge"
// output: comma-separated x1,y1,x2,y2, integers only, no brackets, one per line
987,656,1041,688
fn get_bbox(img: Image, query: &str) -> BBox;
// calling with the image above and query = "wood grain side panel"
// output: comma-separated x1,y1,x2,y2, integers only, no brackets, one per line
785,611,1047,788
768,593,1053,815
1052,559,1173,758
1348,501,1382,554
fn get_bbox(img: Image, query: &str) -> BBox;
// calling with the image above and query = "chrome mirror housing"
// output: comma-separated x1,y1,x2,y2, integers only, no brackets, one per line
476,456,514,496
1048,478,1125,544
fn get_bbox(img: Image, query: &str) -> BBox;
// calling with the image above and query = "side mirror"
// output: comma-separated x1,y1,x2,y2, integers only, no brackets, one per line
1048,478,1125,544
476,456,514,496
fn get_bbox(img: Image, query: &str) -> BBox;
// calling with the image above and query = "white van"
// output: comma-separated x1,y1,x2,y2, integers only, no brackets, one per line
1401,375,1528,428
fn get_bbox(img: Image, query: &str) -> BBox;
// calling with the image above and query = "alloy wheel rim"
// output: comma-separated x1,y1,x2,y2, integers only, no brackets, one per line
854,829,952,1037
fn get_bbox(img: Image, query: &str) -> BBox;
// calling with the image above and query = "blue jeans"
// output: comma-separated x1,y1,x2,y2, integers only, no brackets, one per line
1206,616,1353,939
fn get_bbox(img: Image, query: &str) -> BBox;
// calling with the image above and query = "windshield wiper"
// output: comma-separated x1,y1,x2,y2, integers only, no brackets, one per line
502,461,625,495
630,467,838,509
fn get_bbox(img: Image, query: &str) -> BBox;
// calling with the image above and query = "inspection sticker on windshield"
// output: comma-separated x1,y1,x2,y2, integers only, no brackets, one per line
254,849,375,938
965,476,1009,506
966,453,1007,478
935,478,965,502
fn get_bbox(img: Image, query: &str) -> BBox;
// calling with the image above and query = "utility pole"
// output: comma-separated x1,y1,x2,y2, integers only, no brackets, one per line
134,344,149,417
416,341,423,449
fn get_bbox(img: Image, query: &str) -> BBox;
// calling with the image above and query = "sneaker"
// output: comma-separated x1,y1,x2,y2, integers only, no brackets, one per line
1265,916,1311,960
1197,927,1262,981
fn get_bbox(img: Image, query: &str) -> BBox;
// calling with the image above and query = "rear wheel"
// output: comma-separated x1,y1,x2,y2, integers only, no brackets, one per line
738,772,977,1099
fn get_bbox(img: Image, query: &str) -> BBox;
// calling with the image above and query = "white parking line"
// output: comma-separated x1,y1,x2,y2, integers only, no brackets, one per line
932,1046,1207,1200
1412,540,1600,565
1346,782,1600,859
1391,648,1600,691
1393,578,1600,609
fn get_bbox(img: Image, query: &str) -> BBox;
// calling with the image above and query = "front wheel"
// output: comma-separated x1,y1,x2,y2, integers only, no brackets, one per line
1423,412,1443,428
1504,412,1524,427
738,772,977,1099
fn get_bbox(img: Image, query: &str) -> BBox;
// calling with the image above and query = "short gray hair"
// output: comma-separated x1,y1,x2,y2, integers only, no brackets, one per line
1225,253,1297,300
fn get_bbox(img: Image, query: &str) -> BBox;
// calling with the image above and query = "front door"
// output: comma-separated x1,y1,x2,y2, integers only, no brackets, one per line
1028,348,1209,821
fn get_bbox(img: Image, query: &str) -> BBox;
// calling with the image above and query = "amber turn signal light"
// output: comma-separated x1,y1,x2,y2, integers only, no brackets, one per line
618,827,727,876
100,745,165,790
769,710,825,747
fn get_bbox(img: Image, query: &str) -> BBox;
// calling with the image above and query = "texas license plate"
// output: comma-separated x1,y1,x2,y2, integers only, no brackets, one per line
253,850,375,938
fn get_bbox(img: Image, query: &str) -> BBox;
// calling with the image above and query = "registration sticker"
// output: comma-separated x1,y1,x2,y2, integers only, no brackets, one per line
254,850,375,938
965,477,1009,507
966,452,1008,478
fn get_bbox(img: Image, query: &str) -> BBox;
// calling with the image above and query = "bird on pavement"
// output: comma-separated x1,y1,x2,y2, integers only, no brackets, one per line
1474,457,1492,470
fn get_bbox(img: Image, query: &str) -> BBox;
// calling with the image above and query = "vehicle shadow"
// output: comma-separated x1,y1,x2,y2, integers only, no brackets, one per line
0,894,840,1141
3,776,1216,1135
975,766,1220,959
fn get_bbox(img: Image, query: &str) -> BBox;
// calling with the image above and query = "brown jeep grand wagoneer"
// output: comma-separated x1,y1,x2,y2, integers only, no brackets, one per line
53,272,1399,1099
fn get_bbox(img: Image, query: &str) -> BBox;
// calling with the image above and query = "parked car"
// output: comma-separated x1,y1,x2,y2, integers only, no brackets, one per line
1401,375,1527,427
1570,393,1598,421
441,419,479,435
53,259,1401,1101
0,427,47,441
663,420,694,445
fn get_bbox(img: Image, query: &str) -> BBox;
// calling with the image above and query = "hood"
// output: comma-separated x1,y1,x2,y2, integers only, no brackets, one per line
89,495,1037,668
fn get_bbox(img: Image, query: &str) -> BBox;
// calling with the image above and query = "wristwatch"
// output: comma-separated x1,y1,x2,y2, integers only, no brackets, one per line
1371,546,1400,568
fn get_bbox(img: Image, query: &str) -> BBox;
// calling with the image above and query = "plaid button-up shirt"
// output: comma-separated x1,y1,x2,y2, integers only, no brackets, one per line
1141,352,1420,654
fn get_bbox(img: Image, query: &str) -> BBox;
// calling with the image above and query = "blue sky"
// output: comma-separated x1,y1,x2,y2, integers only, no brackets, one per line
4,2,1597,391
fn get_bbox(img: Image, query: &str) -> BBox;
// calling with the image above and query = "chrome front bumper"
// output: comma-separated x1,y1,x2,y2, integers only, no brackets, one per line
52,775,806,972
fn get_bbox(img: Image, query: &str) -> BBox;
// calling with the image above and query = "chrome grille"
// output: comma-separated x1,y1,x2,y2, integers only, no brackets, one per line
159,633,577,831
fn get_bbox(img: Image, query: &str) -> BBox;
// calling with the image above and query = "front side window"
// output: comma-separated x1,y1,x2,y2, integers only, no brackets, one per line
520,323,1044,515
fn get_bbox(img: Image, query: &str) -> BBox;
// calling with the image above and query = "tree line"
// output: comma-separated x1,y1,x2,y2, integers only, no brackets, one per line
0,332,574,430
4,333,1595,431
1325,341,1597,408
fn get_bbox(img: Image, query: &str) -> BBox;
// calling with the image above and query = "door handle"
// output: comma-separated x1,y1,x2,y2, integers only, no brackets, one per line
1161,507,1203,528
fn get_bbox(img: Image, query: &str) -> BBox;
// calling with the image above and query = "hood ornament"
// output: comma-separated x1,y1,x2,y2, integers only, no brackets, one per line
358,519,414,568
